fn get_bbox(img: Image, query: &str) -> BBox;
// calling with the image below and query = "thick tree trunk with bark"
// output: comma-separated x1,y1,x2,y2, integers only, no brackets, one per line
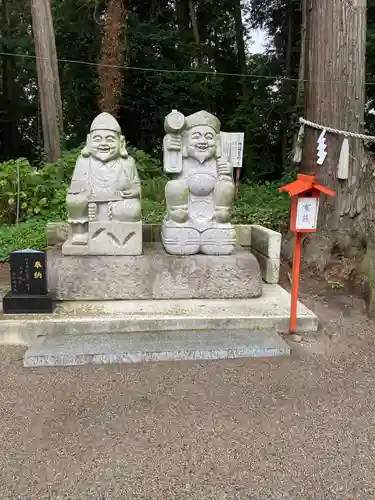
364,155,375,315
281,0,294,170
176,0,192,66
98,0,127,118
1,0,19,157
188,0,200,45
296,0,307,107
30,0,63,163
233,0,247,97
301,0,367,268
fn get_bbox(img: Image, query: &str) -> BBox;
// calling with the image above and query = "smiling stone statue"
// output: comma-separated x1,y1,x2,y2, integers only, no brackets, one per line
62,112,142,255
161,109,236,255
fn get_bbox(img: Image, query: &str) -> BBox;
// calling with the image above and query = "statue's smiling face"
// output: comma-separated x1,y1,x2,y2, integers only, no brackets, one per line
89,129,120,162
187,125,216,162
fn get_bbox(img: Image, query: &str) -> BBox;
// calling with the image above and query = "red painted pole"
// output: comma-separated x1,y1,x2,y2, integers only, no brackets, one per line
235,167,240,200
290,231,302,333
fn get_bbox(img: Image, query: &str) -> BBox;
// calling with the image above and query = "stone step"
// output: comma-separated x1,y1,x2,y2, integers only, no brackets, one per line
0,285,318,346
23,329,291,367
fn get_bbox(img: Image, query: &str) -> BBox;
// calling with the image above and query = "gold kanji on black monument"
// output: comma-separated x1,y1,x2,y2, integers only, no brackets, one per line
2,249,54,314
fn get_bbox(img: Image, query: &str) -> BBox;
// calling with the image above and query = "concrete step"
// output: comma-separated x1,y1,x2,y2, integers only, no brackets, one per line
0,285,318,346
23,329,291,367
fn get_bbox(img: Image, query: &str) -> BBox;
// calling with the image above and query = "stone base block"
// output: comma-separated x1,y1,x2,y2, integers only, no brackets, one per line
62,221,142,256
2,292,55,314
161,223,236,255
46,222,252,248
250,224,282,259
252,249,280,284
47,245,262,300
250,225,282,284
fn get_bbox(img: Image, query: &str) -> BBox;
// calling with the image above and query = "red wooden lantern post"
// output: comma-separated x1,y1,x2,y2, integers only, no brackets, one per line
279,174,335,333
235,167,241,200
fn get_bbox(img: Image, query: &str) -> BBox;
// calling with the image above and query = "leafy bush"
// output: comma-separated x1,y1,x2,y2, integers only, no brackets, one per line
232,181,290,232
126,145,165,180
0,219,47,261
0,150,81,224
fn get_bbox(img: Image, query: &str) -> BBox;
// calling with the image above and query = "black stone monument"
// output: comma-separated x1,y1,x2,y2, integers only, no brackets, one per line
2,249,55,314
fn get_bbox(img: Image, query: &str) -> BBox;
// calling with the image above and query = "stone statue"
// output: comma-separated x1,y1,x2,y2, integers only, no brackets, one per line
161,109,236,255
62,112,142,256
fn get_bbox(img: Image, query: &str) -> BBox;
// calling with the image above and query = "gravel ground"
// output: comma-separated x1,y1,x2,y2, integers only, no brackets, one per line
0,272,375,499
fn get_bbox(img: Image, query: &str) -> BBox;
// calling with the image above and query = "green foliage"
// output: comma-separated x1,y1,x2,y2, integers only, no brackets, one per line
231,181,289,232
126,146,165,180
0,158,62,224
0,219,47,262
142,176,167,224
0,153,74,225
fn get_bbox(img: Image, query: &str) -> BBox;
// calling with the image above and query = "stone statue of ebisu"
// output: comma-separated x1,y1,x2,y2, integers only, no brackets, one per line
62,112,142,255
161,109,236,255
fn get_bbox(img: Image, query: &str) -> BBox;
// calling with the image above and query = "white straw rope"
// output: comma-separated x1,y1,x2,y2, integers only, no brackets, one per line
299,117,375,142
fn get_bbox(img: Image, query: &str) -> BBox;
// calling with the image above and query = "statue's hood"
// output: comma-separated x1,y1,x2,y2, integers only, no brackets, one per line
90,112,121,134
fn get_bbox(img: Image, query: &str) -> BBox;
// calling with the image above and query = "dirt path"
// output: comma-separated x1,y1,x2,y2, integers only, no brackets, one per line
0,266,374,499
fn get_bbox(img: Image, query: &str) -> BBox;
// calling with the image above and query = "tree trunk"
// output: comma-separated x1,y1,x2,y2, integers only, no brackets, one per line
188,0,200,45
1,0,18,158
44,0,63,131
149,0,157,21
98,0,127,118
364,154,375,316
296,0,307,107
281,0,294,171
176,0,191,66
301,0,367,268
30,0,63,163
177,0,190,37
233,0,247,98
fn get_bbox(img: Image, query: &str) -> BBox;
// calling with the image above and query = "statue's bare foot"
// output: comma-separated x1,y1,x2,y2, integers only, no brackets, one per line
72,232,89,245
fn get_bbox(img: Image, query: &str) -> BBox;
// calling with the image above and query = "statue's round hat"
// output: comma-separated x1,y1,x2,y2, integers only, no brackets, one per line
90,112,122,133
185,111,221,133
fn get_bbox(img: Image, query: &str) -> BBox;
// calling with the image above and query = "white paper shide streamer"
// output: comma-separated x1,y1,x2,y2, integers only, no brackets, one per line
293,117,375,180
337,138,349,180
317,128,327,165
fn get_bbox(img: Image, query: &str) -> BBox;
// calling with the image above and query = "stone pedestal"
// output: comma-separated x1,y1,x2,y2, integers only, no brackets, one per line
62,221,142,256
47,245,262,300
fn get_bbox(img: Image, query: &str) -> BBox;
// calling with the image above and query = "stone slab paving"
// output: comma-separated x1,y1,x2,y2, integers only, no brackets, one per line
23,329,290,367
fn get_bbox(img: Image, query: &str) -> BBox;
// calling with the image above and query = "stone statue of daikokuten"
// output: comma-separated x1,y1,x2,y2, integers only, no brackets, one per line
62,112,142,256
161,109,236,255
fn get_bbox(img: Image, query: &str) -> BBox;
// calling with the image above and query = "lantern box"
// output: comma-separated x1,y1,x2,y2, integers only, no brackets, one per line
279,174,335,233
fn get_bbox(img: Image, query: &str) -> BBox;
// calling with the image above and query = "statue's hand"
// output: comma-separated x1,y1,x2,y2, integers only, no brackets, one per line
67,189,88,203
166,134,182,151
217,158,232,177
120,188,139,199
